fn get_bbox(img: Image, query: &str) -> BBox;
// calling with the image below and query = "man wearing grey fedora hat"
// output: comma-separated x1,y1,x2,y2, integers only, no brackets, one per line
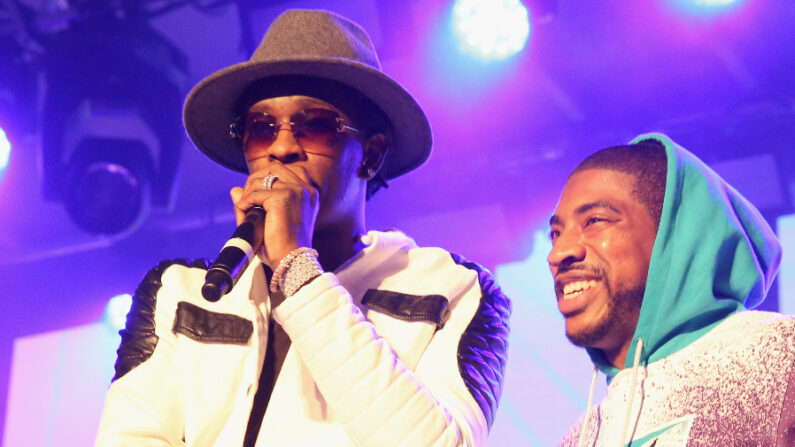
97,9,510,447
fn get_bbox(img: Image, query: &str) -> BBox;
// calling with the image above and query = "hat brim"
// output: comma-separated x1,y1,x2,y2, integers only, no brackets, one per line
183,57,432,180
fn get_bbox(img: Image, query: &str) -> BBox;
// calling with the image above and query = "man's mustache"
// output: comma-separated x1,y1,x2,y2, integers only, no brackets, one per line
555,263,605,278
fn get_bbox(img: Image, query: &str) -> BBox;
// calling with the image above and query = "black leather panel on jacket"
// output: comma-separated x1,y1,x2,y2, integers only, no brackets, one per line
172,301,253,345
451,253,511,429
362,289,450,329
112,258,210,382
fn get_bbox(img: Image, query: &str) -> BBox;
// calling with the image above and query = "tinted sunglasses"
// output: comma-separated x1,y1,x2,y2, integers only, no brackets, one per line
229,108,359,154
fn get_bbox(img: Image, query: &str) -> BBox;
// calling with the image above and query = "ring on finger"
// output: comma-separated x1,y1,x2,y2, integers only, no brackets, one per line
262,174,279,191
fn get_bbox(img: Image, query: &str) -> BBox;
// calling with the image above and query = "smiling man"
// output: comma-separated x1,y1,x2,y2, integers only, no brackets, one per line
95,9,510,447
548,134,795,446
549,165,659,369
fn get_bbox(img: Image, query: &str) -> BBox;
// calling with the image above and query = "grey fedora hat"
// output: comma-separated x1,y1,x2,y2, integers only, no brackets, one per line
183,9,432,180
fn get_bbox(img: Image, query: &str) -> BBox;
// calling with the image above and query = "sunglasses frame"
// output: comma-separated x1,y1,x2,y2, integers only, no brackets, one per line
229,108,359,148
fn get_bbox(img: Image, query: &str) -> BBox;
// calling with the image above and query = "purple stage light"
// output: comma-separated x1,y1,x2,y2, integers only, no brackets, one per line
0,126,10,171
452,0,531,61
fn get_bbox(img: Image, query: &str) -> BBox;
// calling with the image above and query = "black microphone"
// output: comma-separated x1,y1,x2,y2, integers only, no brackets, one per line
202,206,266,302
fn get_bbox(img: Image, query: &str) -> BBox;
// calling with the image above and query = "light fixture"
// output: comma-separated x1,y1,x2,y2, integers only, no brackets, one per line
452,0,531,61
105,293,133,333
669,0,747,17
39,15,187,235
0,126,10,172
63,137,154,235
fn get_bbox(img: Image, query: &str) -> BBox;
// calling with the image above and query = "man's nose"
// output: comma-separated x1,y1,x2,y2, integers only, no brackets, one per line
547,229,586,268
266,125,305,163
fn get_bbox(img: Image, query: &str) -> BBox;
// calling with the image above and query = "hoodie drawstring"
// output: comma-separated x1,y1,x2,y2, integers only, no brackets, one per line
619,338,644,447
576,366,599,447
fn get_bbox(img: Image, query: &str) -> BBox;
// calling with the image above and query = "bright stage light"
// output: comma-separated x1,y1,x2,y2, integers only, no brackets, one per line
0,126,10,171
693,0,740,5
452,0,531,61
671,0,746,16
105,293,132,333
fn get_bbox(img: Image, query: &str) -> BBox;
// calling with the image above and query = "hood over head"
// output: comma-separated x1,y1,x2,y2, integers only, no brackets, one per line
587,132,782,379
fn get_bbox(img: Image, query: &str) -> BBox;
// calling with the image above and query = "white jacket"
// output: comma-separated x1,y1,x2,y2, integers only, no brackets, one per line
96,230,510,446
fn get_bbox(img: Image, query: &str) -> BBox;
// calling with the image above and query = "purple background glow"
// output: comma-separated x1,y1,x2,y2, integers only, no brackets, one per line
1,0,794,444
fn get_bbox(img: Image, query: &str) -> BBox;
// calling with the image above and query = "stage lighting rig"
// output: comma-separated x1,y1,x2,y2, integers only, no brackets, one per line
3,0,306,234
0,0,191,235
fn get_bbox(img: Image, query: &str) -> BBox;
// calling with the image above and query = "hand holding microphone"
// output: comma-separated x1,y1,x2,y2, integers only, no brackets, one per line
201,173,278,301
202,165,319,301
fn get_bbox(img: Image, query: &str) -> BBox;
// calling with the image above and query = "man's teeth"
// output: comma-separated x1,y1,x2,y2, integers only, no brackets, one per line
562,280,598,298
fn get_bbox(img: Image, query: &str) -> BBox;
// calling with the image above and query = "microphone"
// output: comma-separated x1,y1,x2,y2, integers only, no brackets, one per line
202,206,266,302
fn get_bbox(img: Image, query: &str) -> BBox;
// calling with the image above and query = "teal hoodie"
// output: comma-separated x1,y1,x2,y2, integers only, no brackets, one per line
586,132,783,379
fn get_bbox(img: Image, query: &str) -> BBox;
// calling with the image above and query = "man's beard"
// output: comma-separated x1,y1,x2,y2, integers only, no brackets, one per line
566,282,645,348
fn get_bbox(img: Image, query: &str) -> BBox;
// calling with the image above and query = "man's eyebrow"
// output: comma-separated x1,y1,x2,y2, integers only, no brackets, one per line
549,201,621,227
295,97,327,108
575,201,621,216
249,98,332,115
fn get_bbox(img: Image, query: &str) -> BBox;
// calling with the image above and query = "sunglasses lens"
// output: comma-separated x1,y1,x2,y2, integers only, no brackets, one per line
294,109,343,147
244,114,277,147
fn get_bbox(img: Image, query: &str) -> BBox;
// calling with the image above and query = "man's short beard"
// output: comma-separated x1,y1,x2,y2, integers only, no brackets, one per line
566,283,645,348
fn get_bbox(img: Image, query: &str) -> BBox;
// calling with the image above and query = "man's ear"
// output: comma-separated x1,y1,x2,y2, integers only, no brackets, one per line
358,133,389,179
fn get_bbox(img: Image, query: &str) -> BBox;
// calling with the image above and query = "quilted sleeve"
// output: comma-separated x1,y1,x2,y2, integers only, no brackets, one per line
450,253,511,429
96,259,207,446
272,253,511,447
